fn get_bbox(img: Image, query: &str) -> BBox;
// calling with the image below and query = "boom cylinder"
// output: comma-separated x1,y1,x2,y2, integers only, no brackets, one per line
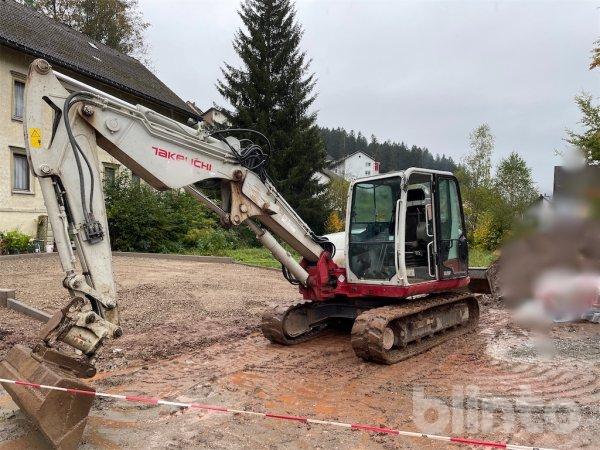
246,220,310,286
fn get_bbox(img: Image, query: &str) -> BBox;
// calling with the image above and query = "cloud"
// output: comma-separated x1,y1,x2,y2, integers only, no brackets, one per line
140,0,599,193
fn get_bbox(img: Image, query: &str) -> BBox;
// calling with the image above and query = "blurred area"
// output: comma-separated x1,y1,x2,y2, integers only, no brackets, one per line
495,163,600,330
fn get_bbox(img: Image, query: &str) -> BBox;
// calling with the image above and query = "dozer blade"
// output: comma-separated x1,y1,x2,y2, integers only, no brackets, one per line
468,267,492,295
0,345,95,450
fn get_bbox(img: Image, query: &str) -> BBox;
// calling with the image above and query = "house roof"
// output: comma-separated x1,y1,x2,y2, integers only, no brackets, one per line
186,101,203,116
0,0,200,120
202,107,226,116
321,168,341,180
332,151,375,165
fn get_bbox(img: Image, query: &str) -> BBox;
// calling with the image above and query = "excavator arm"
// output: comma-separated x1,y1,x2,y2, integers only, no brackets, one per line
24,59,332,364
0,59,331,448
22,59,330,369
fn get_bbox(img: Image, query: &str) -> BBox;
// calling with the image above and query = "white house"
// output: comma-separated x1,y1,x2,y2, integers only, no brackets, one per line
330,151,380,180
201,107,231,127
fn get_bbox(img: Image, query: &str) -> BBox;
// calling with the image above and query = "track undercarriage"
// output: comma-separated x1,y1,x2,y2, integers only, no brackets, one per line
261,292,480,364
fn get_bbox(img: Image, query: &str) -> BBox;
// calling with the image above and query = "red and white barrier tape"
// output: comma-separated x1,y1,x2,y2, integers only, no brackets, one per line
0,378,553,450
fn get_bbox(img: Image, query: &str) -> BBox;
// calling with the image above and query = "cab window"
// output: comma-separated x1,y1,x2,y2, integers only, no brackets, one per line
348,177,400,280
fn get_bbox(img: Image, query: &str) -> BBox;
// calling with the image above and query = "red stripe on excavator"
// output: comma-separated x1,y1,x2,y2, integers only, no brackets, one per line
265,413,308,422
450,437,507,448
351,423,400,435
300,253,471,301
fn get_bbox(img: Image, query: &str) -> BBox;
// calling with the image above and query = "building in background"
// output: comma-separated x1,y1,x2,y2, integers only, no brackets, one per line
185,102,232,128
330,151,380,180
312,168,340,185
0,0,200,238
553,165,600,198
185,100,203,117
201,106,231,127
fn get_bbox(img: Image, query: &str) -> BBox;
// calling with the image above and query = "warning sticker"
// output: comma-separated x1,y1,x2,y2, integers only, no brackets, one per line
29,128,42,149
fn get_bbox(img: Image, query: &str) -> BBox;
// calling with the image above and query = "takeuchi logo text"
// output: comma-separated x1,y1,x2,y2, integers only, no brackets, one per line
152,146,212,171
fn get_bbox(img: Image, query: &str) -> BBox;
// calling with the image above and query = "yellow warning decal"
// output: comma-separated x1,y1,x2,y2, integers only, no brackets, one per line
29,128,42,149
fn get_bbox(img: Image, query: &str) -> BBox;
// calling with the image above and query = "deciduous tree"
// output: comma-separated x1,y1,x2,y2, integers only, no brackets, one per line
464,124,494,190
566,93,600,165
456,124,495,240
22,0,149,61
457,125,538,251
495,152,538,214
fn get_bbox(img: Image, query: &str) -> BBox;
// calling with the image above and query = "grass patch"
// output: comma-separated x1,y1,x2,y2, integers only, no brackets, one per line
224,247,282,268
212,245,496,270
469,247,496,267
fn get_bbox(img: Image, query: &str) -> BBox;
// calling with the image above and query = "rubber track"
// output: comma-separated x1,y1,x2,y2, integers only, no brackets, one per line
350,292,480,364
261,300,327,345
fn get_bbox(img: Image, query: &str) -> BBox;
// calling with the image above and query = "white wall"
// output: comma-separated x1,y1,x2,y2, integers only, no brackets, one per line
332,152,380,180
312,171,331,185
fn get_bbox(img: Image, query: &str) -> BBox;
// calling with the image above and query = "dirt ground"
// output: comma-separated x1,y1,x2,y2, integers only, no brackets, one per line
0,255,598,449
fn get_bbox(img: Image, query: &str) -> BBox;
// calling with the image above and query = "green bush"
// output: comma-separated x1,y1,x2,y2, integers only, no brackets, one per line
104,173,216,253
103,172,259,254
472,211,505,251
184,228,241,255
0,230,31,254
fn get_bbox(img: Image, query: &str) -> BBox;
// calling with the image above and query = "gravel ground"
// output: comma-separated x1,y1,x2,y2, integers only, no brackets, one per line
0,255,296,368
0,255,599,449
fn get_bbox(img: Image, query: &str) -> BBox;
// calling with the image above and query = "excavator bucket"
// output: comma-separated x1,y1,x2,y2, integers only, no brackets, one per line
0,345,95,450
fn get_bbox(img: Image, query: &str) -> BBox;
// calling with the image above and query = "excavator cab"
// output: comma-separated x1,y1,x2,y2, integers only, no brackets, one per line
346,169,469,286
344,169,479,365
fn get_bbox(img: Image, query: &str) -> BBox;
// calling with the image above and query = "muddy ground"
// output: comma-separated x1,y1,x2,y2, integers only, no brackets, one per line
0,255,598,449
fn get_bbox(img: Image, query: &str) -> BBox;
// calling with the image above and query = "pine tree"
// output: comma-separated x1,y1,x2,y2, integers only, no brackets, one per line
217,0,329,233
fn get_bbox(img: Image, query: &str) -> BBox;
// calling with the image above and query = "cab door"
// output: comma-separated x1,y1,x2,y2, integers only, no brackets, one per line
433,175,468,279
346,175,401,283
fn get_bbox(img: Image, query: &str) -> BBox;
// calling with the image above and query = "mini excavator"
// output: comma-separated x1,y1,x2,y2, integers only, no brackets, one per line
0,60,489,448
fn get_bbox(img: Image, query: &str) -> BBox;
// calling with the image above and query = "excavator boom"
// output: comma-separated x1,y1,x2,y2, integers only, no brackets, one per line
0,59,331,449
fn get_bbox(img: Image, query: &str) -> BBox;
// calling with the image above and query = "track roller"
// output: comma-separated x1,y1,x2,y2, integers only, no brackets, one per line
350,293,480,364
261,300,329,345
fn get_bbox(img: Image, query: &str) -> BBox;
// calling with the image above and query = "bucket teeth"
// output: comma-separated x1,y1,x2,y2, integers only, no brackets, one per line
0,345,95,450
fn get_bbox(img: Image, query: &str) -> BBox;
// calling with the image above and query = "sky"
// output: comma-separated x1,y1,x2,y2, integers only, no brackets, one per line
139,0,600,194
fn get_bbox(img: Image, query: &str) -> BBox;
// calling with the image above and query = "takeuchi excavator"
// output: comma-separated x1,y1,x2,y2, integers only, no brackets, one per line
0,60,490,449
